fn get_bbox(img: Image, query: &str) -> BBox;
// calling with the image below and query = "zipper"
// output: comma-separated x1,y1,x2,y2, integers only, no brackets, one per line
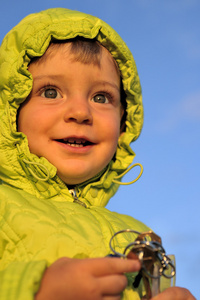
69,188,87,208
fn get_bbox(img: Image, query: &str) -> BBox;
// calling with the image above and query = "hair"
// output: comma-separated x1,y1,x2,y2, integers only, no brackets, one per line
31,37,102,67
29,37,127,130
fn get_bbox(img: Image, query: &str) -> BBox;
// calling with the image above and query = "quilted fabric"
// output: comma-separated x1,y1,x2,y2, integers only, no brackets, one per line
0,8,147,299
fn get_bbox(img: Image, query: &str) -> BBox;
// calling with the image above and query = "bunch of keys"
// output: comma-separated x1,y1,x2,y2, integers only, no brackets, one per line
109,229,176,299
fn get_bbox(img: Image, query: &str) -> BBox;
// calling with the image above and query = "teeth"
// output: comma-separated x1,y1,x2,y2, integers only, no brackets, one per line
63,138,86,147
69,143,84,147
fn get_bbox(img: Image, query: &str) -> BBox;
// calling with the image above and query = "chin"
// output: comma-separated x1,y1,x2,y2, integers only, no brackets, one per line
57,173,90,186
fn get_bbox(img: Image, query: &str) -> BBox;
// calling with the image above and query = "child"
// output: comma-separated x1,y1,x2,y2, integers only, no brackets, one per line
0,8,195,300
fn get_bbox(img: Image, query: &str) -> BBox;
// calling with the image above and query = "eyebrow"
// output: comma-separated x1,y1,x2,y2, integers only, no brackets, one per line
32,74,61,81
94,80,120,92
33,74,120,92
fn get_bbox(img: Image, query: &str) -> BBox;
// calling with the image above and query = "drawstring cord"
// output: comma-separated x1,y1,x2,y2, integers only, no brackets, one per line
112,163,143,186
22,158,50,181
16,143,142,186
16,143,50,182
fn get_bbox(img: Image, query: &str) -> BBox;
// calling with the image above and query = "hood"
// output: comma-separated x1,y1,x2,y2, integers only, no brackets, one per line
0,8,143,207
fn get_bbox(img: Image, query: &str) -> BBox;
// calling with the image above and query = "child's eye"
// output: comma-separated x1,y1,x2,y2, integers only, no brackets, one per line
41,88,61,99
91,94,109,104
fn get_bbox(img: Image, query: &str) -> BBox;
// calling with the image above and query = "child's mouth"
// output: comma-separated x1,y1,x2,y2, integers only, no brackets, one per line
56,138,93,148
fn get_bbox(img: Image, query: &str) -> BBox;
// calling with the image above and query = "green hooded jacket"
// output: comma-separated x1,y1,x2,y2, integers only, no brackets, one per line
0,8,149,300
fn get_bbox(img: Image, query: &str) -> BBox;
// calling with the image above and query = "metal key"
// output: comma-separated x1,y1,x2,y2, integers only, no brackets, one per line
127,231,163,299
109,230,176,300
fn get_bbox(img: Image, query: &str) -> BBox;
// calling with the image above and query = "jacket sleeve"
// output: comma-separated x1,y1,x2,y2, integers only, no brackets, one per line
0,260,47,300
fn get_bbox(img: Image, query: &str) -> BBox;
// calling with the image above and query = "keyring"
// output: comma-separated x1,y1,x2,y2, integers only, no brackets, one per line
109,229,141,258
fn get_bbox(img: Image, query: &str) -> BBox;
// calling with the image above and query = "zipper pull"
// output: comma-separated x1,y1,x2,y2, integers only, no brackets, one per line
69,188,87,208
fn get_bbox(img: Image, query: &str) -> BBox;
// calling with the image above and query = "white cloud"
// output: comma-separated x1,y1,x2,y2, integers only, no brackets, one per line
176,31,200,60
135,0,199,10
181,92,200,119
154,91,200,132
162,0,199,11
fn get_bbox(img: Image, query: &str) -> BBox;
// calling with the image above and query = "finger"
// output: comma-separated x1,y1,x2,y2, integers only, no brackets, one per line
81,257,141,276
98,274,128,295
103,296,121,300
127,251,139,260
152,287,197,300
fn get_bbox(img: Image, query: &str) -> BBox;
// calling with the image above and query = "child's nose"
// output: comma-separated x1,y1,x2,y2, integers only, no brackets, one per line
64,98,93,124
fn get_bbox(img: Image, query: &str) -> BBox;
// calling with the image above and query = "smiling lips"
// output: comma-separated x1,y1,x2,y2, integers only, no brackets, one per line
56,137,94,148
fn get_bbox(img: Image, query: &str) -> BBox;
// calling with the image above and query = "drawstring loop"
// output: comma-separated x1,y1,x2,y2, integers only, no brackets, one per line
22,158,50,181
112,163,143,186
16,142,50,182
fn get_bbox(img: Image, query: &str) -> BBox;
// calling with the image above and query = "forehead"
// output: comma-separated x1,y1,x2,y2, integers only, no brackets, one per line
30,51,121,95
29,40,120,77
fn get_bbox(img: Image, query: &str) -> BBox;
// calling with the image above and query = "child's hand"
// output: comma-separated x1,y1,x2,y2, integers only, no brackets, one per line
151,287,196,300
35,256,141,300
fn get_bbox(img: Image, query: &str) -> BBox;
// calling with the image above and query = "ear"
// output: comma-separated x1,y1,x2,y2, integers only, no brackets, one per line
120,107,126,134
119,131,125,138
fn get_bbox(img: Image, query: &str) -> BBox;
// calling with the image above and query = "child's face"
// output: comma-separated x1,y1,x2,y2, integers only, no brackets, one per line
18,45,123,185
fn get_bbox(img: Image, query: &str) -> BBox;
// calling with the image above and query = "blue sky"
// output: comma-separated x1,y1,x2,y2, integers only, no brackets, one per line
1,0,199,298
